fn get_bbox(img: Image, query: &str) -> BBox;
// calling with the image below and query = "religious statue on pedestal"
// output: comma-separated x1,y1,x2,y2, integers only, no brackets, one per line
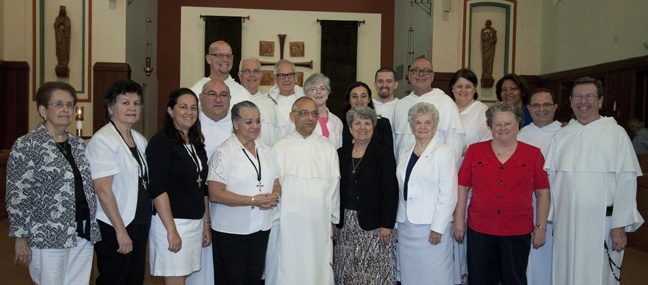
481,19,496,88
54,6,71,77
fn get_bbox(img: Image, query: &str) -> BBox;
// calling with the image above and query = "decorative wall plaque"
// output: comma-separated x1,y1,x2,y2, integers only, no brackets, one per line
289,42,305,57
259,41,274,57
261,70,275,86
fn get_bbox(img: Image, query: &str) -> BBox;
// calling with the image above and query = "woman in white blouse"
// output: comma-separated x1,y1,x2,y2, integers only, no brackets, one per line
303,73,343,148
208,101,281,284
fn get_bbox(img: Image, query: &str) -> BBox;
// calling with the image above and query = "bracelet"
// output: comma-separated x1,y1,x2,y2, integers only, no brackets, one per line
203,220,211,226
535,224,546,231
251,196,255,209
274,193,281,200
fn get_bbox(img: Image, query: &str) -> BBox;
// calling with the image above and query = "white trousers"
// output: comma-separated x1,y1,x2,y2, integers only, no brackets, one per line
29,237,94,285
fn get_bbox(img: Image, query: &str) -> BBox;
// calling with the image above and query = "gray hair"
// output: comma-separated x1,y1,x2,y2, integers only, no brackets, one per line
407,102,439,127
239,57,261,71
485,102,524,129
303,73,331,94
346,106,377,127
274,59,295,75
231,100,258,122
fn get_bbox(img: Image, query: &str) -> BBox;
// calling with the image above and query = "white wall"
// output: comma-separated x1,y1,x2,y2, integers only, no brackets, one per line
180,7,382,95
541,0,648,74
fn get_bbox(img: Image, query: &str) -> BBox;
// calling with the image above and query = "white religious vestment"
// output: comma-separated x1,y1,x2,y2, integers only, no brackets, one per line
247,90,281,146
266,85,304,127
393,89,465,163
190,75,250,110
265,131,340,285
185,110,233,285
544,117,643,285
517,120,561,285
374,98,399,131
459,100,491,149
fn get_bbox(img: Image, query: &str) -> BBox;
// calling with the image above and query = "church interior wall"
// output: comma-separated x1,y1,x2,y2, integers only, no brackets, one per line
540,0,648,74
1,0,646,137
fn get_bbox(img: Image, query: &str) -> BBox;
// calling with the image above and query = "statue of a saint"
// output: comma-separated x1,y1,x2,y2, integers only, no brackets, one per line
481,19,496,87
54,6,71,77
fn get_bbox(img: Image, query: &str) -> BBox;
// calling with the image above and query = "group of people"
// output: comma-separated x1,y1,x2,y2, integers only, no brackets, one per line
5,39,644,285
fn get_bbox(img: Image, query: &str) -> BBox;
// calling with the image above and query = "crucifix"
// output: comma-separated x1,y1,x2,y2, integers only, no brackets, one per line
260,34,314,69
197,176,203,188
256,181,264,192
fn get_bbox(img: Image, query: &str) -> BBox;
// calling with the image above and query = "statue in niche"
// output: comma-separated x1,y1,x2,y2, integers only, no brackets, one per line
481,19,497,87
54,6,71,77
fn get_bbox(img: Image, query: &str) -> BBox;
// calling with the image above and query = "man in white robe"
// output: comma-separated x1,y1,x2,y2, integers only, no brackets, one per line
190,40,249,109
393,58,464,163
187,79,232,285
238,57,280,146
373,67,400,131
544,77,643,285
266,59,304,133
266,97,340,285
517,88,561,285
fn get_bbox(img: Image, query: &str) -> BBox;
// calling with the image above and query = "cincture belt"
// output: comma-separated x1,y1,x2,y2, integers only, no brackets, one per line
606,206,613,217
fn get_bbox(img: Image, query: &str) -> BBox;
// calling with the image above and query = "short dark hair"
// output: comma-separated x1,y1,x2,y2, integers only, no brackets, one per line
343,81,375,115
495,73,530,105
35,81,77,110
571,76,604,98
529,88,557,104
375,67,397,80
449,69,479,101
104,79,143,118
163,88,205,148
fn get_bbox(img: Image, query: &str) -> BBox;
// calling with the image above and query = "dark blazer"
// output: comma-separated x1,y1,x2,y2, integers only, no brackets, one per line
342,116,394,152
337,141,398,230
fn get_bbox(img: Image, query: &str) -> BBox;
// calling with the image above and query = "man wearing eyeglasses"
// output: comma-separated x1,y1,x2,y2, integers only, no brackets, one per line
187,79,232,285
266,59,305,131
392,58,465,163
516,88,561,285
239,57,280,146
190,40,249,109
266,97,340,285
544,77,643,285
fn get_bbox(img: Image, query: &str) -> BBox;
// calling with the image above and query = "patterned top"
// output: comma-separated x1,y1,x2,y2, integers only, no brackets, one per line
6,123,101,248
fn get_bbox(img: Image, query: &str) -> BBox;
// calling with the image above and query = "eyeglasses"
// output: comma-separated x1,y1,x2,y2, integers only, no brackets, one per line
48,101,75,109
276,72,296,79
571,94,598,101
308,86,328,93
409,68,433,75
201,92,231,99
209,53,234,60
293,110,319,117
528,102,556,109
240,69,262,75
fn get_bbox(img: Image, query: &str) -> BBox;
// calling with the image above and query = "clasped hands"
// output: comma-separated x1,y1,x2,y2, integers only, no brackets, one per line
253,193,279,210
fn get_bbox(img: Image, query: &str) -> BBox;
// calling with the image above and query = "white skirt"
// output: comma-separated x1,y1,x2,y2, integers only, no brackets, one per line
398,218,453,285
149,215,202,276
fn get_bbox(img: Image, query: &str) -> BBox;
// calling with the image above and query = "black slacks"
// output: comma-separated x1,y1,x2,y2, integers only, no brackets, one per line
212,229,270,285
95,220,150,285
467,227,531,285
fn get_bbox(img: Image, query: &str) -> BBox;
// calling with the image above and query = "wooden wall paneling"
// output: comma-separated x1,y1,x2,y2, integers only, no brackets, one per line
431,72,454,97
92,62,131,135
0,61,30,150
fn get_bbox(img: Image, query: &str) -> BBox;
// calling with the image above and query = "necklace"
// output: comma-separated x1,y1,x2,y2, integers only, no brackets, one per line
242,147,263,192
351,156,363,174
110,121,148,190
183,143,203,189
458,99,475,113
55,140,68,156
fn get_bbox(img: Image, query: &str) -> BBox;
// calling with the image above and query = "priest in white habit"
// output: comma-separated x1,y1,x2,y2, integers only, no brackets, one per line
265,97,340,285
517,88,561,285
544,77,643,285
393,58,464,162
